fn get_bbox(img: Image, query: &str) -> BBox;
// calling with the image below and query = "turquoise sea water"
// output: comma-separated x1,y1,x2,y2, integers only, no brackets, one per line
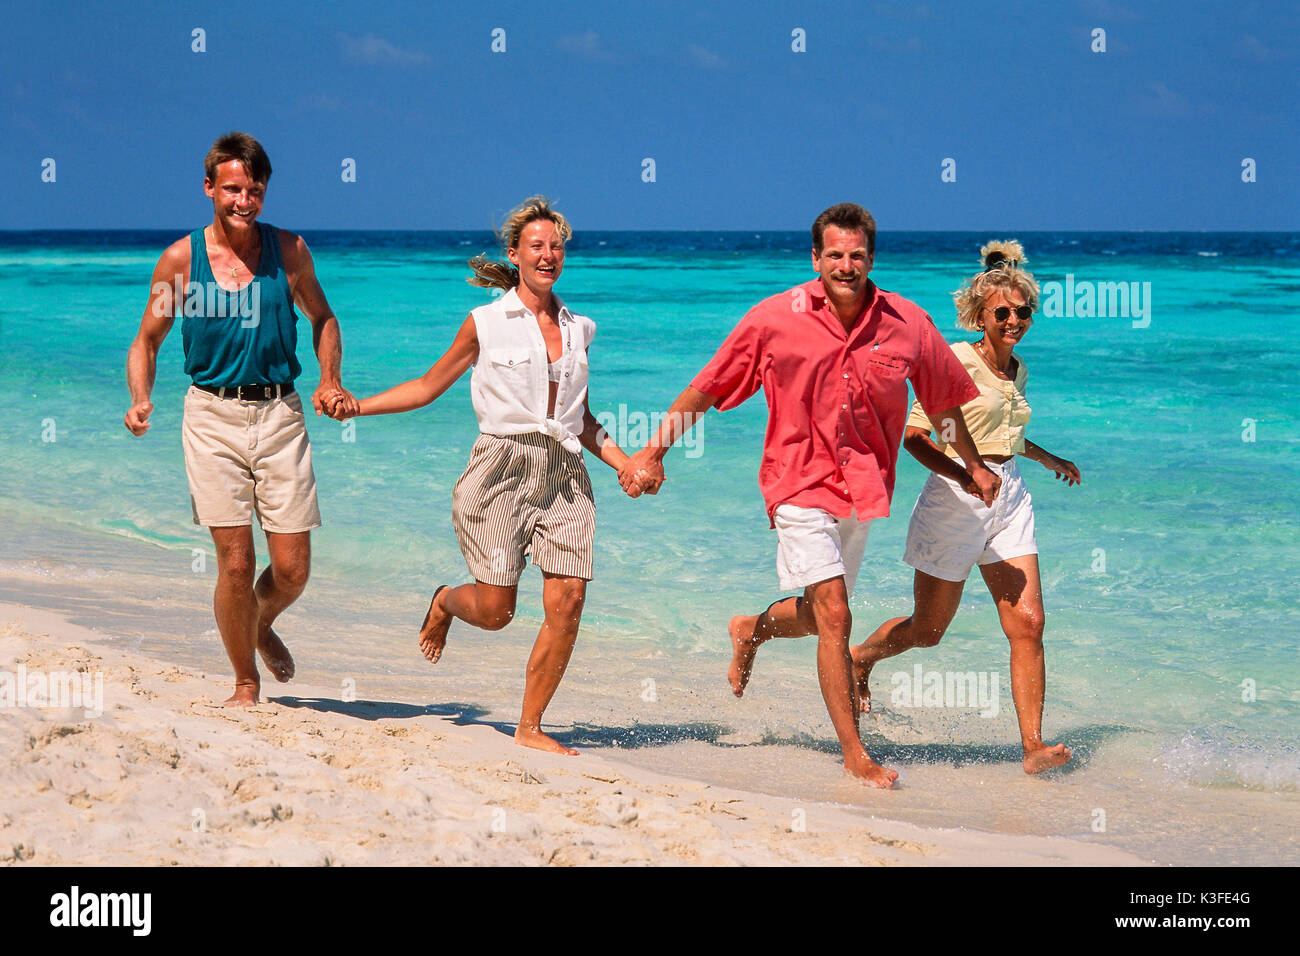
3,230,1298,865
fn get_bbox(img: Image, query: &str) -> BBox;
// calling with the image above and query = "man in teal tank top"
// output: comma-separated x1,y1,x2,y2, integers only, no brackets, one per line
123,131,358,707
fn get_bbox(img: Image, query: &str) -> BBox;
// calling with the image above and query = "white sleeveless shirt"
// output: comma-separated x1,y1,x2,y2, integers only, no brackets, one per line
469,287,595,453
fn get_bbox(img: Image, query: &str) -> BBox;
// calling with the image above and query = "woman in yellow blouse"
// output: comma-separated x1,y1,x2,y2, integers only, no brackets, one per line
851,241,1081,774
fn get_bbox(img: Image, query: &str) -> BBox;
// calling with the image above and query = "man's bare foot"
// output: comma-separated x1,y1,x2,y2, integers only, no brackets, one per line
843,750,899,788
1023,743,1071,774
418,586,451,663
850,644,874,717
256,624,295,682
515,726,578,755
223,681,259,707
727,614,766,697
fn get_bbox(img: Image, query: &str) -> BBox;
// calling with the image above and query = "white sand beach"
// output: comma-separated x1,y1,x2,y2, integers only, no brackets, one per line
0,602,1143,867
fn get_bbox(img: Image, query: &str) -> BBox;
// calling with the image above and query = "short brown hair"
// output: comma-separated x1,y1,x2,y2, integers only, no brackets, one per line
203,131,272,185
812,202,876,256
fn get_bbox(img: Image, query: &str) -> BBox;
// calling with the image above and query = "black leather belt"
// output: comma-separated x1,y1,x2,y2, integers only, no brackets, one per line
194,382,295,401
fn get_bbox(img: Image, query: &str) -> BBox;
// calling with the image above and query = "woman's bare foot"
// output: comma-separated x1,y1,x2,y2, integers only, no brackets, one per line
850,644,874,717
843,749,899,788
223,680,259,707
727,615,765,697
515,725,578,755
256,624,295,682
1022,742,1071,774
418,586,451,663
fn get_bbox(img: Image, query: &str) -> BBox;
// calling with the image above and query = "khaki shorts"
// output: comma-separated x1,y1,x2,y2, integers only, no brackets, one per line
452,432,595,586
773,504,871,595
181,385,322,533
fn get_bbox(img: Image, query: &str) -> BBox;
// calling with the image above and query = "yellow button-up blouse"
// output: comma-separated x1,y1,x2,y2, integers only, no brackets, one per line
906,340,1031,459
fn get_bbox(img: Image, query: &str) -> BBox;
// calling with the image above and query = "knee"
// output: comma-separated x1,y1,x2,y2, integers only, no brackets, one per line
275,560,310,594
811,596,852,636
479,596,516,631
1006,610,1045,647
547,587,586,628
217,551,256,590
911,619,948,648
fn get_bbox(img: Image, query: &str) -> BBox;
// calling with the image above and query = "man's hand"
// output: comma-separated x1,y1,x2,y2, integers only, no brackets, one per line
314,382,359,419
124,400,154,436
619,449,665,498
970,464,1001,507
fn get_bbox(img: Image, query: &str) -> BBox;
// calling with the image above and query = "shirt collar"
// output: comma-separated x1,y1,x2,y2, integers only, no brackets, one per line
809,279,880,332
500,286,573,324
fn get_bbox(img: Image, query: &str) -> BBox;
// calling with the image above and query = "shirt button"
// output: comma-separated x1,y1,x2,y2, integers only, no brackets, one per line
842,372,849,379
841,404,848,410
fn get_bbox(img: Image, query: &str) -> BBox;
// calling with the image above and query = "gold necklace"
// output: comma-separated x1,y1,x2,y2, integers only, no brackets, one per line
977,338,1010,378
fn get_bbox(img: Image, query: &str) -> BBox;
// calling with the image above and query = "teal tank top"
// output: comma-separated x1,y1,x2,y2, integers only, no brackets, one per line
181,222,303,387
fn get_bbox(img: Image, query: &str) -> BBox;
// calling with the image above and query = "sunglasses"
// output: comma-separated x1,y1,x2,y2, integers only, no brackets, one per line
987,305,1033,323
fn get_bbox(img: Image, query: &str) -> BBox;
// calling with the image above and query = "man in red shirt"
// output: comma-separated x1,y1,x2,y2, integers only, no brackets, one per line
622,203,1000,787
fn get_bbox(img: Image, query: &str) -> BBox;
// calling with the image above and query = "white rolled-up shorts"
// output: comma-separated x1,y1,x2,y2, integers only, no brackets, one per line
903,458,1037,583
774,504,871,595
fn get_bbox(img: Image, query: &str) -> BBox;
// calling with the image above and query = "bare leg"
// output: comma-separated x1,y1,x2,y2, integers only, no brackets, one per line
850,570,965,715
515,573,585,755
417,580,517,663
210,525,260,706
805,577,898,788
727,595,817,696
979,555,1070,774
254,531,310,682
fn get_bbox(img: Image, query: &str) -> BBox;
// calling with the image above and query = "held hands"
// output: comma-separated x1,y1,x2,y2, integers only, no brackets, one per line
314,382,360,420
1042,455,1082,486
618,449,665,499
123,400,154,436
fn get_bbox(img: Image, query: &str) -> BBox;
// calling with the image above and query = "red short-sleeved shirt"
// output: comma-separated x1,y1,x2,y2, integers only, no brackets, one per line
692,279,979,525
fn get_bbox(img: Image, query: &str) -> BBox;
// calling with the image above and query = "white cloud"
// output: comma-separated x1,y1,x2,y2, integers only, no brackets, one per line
688,43,726,70
339,33,429,67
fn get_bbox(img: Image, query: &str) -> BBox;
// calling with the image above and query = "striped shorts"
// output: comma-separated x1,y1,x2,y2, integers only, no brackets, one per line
451,432,596,586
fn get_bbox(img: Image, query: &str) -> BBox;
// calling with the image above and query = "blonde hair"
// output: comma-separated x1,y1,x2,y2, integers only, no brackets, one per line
953,239,1041,332
467,196,573,291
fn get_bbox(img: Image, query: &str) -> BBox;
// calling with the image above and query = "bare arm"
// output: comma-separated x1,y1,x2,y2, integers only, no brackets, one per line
354,315,479,417
124,241,188,436
281,230,351,416
1020,439,1082,486
620,385,717,494
927,406,1001,506
902,426,977,487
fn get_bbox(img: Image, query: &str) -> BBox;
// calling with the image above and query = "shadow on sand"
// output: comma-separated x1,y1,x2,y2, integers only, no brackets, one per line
270,694,1124,774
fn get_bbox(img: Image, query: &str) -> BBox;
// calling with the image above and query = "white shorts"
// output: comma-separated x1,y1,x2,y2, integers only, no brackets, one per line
182,385,322,533
773,504,871,595
903,458,1037,583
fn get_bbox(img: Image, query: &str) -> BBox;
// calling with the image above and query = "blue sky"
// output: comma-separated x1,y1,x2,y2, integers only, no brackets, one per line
3,0,1296,230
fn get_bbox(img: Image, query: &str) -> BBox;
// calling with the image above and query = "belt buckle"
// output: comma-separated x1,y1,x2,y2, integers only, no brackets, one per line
238,384,272,403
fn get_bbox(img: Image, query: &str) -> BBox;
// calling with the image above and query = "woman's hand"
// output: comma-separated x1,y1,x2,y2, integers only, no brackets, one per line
617,460,663,498
1042,454,1081,486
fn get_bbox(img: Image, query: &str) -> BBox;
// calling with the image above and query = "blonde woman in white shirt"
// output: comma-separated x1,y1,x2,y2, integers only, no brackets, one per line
337,197,648,755
850,241,1081,774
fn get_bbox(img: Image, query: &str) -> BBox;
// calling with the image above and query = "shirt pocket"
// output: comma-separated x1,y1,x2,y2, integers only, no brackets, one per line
487,347,535,393
858,349,914,421
865,349,912,378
